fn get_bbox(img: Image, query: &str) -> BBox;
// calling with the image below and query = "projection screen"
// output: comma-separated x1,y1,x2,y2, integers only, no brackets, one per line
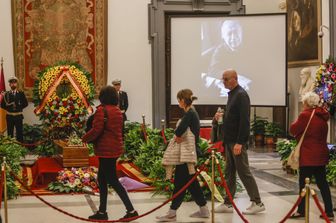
170,14,287,106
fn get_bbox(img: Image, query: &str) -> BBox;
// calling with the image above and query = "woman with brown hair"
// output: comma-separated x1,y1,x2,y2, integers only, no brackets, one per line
82,85,138,221
157,89,209,222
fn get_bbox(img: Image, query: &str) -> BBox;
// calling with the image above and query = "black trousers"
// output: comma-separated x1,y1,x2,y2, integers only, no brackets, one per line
170,164,207,210
297,166,333,214
98,158,134,213
6,115,23,142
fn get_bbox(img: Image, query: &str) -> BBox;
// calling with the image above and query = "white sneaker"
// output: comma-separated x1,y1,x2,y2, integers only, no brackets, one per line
156,209,177,222
242,202,265,215
190,205,210,218
214,203,233,213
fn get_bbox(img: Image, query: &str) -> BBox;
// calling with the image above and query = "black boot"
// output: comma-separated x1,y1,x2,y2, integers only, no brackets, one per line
88,211,108,220
119,210,139,221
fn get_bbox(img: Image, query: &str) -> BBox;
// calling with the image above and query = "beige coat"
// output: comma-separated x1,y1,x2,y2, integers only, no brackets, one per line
162,121,197,179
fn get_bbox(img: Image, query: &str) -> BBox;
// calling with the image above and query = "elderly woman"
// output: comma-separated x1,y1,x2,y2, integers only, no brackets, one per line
290,92,334,220
82,86,138,221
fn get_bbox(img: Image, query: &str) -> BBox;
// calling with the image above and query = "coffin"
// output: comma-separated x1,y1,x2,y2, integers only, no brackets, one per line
54,140,89,167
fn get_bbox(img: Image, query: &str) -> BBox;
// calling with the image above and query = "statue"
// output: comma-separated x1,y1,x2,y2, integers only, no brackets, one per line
299,67,315,101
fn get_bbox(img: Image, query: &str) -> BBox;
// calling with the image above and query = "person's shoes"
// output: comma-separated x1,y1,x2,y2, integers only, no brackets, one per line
242,202,265,215
320,213,334,221
190,205,210,218
289,212,305,219
88,211,108,220
156,209,177,222
214,203,233,213
119,210,139,221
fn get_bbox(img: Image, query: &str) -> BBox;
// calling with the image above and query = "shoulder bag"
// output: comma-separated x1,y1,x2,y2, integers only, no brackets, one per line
287,109,316,170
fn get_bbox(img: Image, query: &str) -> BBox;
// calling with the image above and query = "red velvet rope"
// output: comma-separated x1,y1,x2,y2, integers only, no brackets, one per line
312,193,332,223
216,162,249,223
0,168,4,209
278,194,304,223
161,129,167,144
10,164,207,222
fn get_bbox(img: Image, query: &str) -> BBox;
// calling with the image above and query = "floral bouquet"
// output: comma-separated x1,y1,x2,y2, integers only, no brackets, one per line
48,167,98,193
33,62,95,130
315,61,336,112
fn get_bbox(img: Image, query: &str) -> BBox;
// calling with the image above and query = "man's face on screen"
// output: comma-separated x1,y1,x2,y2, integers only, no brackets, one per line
221,21,242,51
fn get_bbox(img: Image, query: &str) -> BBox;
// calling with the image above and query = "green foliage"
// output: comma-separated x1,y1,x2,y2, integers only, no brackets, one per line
251,117,268,135
326,155,336,184
34,141,57,157
123,122,238,201
0,136,28,199
22,124,44,144
276,139,297,161
265,122,283,137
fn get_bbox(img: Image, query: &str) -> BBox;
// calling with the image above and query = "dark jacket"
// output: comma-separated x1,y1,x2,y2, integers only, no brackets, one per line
175,107,200,153
118,91,128,121
222,85,250,145
82,105,123,158
1,91,28,116
290,107,329,167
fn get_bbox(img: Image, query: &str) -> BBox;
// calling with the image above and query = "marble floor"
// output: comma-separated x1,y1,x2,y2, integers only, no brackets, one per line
3,148,335,223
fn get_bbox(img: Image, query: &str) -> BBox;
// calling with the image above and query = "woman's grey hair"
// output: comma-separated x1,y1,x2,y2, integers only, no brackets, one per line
302,92,320,108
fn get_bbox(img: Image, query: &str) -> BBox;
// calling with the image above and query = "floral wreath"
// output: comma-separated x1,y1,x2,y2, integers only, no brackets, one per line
315,61,336,111
33,62,95,129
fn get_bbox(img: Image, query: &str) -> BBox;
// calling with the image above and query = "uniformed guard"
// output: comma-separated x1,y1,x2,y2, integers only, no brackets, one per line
0,76,28,142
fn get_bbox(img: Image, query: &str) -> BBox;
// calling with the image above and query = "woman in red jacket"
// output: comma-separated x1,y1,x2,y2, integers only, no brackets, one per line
82,86,138,221
290,92,333,220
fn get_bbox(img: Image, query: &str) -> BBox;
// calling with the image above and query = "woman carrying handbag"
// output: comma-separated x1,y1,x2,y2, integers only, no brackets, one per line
289,92,334,220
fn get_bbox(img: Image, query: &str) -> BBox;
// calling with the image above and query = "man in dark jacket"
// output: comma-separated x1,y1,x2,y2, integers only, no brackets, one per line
213,69,265,215
112,79,128,138
0,76,28,142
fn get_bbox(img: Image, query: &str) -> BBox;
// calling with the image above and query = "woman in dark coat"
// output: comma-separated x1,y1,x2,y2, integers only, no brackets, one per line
290,92,333,220
82,86,138,221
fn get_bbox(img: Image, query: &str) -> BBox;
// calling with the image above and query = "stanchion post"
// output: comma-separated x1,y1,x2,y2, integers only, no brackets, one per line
304,178,310,223
161,119,165,129
142,114,146,125
211,149,215,223
2,157,8,223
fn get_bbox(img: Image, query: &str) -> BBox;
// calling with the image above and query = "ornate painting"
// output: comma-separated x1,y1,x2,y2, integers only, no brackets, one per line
11,0,107,98
287,0,321,67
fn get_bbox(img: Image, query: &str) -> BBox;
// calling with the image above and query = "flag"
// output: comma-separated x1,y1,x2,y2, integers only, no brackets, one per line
0,59,6,134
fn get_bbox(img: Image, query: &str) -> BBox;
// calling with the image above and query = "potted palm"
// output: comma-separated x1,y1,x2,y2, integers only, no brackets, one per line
250,117,268,146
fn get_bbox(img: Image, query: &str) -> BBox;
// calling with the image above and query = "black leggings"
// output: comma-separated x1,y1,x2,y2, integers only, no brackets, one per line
297,166,333,214
170,164,207,210
98,158,134,213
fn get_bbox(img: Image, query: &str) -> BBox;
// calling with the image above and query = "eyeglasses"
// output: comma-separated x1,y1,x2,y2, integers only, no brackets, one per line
223,77,232,82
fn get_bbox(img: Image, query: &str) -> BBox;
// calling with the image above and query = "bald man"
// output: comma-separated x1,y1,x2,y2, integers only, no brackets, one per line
214,69,265,215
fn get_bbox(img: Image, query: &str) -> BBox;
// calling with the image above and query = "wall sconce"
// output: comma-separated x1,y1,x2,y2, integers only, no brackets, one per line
318,25,329,38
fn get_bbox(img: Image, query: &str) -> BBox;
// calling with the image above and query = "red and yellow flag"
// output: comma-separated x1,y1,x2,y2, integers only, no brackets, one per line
0,58,7,134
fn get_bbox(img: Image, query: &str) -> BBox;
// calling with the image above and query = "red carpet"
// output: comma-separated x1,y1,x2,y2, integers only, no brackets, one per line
19,157,153,195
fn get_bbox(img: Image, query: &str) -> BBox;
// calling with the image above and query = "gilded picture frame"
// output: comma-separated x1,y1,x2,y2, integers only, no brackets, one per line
287,0,322,67
11,0,108,99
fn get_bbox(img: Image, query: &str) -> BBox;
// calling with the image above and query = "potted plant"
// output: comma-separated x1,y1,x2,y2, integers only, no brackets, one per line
251,117,268,146
276,139,297,174
264,122,284,146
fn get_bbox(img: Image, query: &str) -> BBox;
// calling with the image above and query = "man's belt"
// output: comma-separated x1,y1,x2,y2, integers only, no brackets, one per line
6,111,23,116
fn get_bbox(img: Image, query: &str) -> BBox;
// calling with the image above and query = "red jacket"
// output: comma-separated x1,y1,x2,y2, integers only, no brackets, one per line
290,107,329,167
82,105,124,158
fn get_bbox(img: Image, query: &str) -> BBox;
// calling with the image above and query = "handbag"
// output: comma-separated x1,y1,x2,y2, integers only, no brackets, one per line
287,109,316,170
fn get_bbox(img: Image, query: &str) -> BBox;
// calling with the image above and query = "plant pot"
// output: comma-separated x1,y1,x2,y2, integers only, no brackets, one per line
254,134,264,146
264,136,275,145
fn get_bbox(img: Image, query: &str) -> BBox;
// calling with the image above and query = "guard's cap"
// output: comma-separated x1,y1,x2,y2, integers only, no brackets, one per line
112,79,121,85
8,76,18,83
